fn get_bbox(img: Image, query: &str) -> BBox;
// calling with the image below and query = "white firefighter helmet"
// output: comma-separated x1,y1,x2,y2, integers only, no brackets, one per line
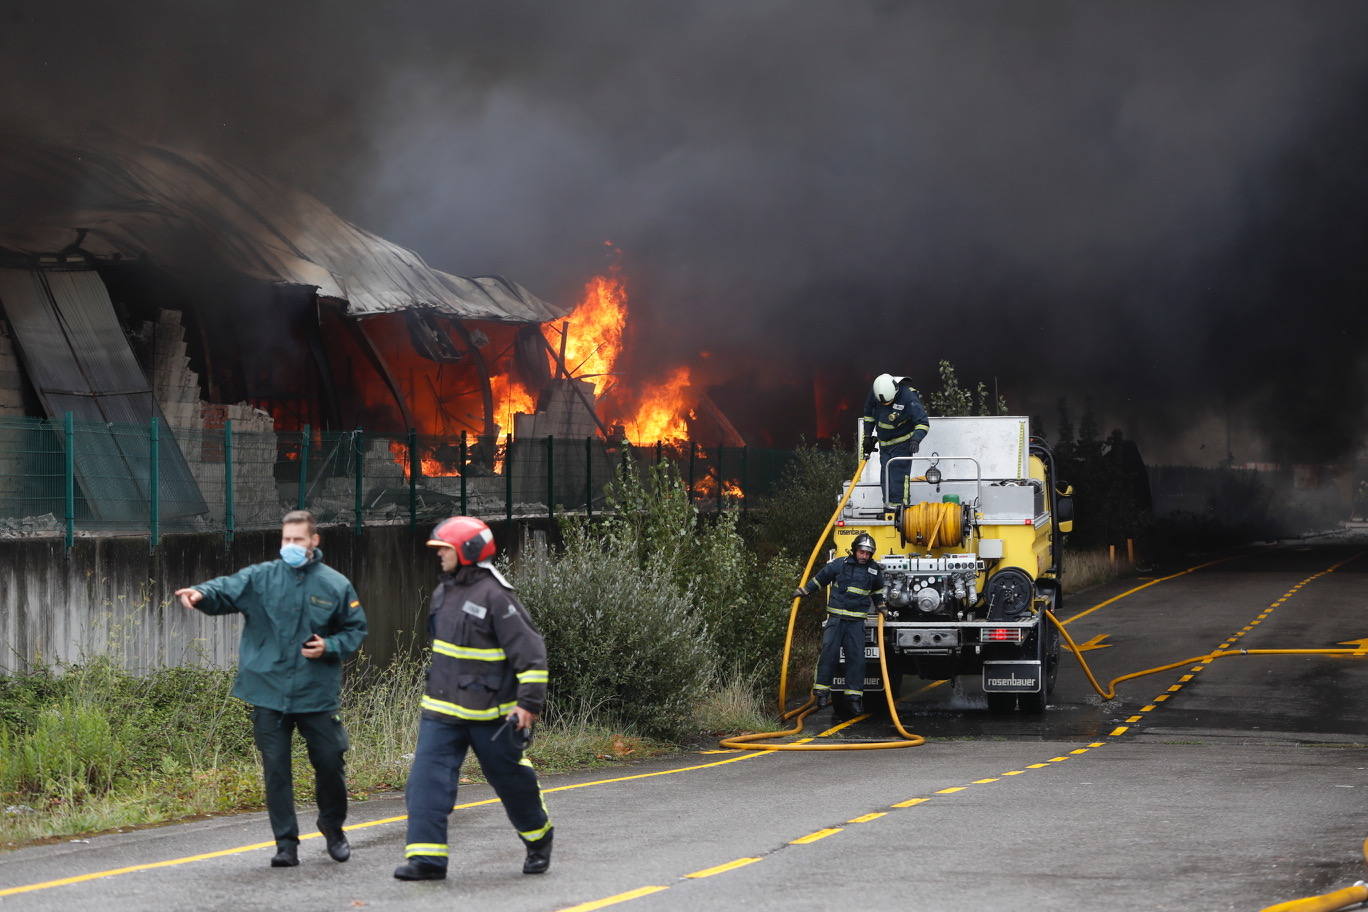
872,373,898,405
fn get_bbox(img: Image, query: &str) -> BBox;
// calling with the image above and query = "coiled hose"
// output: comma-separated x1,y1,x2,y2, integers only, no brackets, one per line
900,501,963,549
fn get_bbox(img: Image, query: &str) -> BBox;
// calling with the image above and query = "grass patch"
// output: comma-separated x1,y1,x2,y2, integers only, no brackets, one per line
1065,546,1126,593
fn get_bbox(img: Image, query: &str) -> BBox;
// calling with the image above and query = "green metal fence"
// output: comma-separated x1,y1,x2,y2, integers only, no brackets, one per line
0,415,808,549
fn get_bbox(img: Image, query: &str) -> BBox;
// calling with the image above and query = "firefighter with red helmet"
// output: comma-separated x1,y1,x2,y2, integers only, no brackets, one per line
393,516,553,881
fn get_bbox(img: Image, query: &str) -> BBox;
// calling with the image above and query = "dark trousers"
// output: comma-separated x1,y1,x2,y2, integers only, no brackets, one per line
404,716,550,868
816,615,867,696
251,707,349,845
881,438,916,505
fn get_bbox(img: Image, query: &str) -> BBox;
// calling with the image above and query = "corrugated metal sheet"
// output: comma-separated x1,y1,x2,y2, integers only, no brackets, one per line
0,267,207,521
0,134,564,323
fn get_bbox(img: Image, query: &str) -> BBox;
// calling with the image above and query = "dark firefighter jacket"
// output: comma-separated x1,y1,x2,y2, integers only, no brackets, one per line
801,556,886,619
862,382,931,448
192,550,368,713
421,563,548,723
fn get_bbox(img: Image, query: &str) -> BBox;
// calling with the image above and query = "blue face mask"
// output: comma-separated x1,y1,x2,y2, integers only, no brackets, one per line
280,543,310,567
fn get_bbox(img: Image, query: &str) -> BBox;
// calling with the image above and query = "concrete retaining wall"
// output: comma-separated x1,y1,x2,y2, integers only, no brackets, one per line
0,519,555,675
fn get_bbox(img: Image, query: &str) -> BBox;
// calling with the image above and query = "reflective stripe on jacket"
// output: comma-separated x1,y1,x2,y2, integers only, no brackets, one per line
802,556,885,618
422,565,548,723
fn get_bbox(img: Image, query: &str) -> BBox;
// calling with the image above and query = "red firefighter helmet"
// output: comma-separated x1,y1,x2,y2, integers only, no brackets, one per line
427,516,497,565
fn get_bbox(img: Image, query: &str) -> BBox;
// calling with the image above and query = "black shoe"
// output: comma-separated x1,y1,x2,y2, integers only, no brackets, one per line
523,829,553,875
814,691,831,710
321,827,350,863
849,697,864,716
393,860,446,881
270,843,299,867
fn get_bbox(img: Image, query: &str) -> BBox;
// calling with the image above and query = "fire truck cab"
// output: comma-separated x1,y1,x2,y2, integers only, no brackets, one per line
831,416,1074,713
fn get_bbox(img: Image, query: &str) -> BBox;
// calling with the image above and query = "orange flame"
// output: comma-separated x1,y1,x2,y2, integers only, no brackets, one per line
388,440,463,480
549,269,627,397
692,471,744,501
489,373,538,436
621,366,694,444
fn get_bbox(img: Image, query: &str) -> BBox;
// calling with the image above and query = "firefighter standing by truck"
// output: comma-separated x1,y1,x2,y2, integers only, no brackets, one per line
394,516,553,882
862,373,931,506
793,532,885,717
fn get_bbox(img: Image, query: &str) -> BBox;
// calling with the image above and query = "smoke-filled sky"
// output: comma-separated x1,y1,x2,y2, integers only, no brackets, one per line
4,1,1368,462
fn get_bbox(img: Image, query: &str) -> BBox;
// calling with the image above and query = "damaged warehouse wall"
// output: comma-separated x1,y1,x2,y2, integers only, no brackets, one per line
0,519,556,676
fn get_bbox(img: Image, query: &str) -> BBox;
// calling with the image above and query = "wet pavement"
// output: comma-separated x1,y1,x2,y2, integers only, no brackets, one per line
1,533,1365,911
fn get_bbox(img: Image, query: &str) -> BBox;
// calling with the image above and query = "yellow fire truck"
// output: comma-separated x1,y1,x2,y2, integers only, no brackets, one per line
832,416,1074,712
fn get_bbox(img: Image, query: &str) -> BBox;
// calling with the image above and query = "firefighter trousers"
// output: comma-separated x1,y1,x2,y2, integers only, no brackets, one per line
880,438,917,505
815,615,867,697
403,716,550,868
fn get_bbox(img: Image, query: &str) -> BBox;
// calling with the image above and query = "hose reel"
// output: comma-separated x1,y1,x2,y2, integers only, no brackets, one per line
899,501,965,550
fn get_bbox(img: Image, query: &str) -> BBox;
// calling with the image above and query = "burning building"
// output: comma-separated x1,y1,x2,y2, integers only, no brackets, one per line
0,133,743,530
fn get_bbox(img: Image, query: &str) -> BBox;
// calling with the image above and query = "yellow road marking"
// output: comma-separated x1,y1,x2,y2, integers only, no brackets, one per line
973,778,1000,783
935,787,967,794
1125,715,1142,722
0,750,772,898
848,812,887,823
790,828,843,844
1179,675,1194,682
1109,726,1129,736
684,857,763,878
1153,694,1170,702
891,797,930,807
556,885,671,911
1061,556,1235,625
1047,757,1068,762
1002,770,1025,776
1166,685,1182,692
1027,763,1049,768
1069,748,1090,755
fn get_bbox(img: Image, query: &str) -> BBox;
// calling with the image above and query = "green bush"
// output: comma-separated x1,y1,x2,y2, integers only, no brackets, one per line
0,701,124,797
512,455,798,736
514,523,713,738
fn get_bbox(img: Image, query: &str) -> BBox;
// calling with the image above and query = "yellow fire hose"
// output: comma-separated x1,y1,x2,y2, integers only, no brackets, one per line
1257,839,1368,912
1044,609,1368,701
724,455,1368,757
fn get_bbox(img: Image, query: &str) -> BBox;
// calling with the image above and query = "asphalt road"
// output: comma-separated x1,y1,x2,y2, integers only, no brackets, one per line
2,534,1366,911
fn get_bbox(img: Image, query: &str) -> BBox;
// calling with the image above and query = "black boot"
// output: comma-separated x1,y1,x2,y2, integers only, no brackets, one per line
523,829,553,874
393,860,446,881
270,843,299,867
848,695,864,716
321,827,350,862
814,690,831,710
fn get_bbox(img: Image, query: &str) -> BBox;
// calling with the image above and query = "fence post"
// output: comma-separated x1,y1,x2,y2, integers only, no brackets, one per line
504,434,514,531
585,435,593,519
716,443,724,514
224,418,235,548
353,428,364,536
407,427,418,530
656,440,662,465
459,431,468,515
63,411,74,551
741,444,749,515
297,424,311,510
149,416,160,552
688,442,696,502
546,435,554,520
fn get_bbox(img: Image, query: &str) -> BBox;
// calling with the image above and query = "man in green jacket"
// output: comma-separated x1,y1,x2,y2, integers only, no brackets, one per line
175,510,368,868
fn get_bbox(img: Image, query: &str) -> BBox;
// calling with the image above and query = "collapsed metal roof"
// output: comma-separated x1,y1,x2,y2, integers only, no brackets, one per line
0,133,565,323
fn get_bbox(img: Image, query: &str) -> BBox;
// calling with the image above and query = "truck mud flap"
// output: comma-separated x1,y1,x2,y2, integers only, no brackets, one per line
982,660,1042,693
